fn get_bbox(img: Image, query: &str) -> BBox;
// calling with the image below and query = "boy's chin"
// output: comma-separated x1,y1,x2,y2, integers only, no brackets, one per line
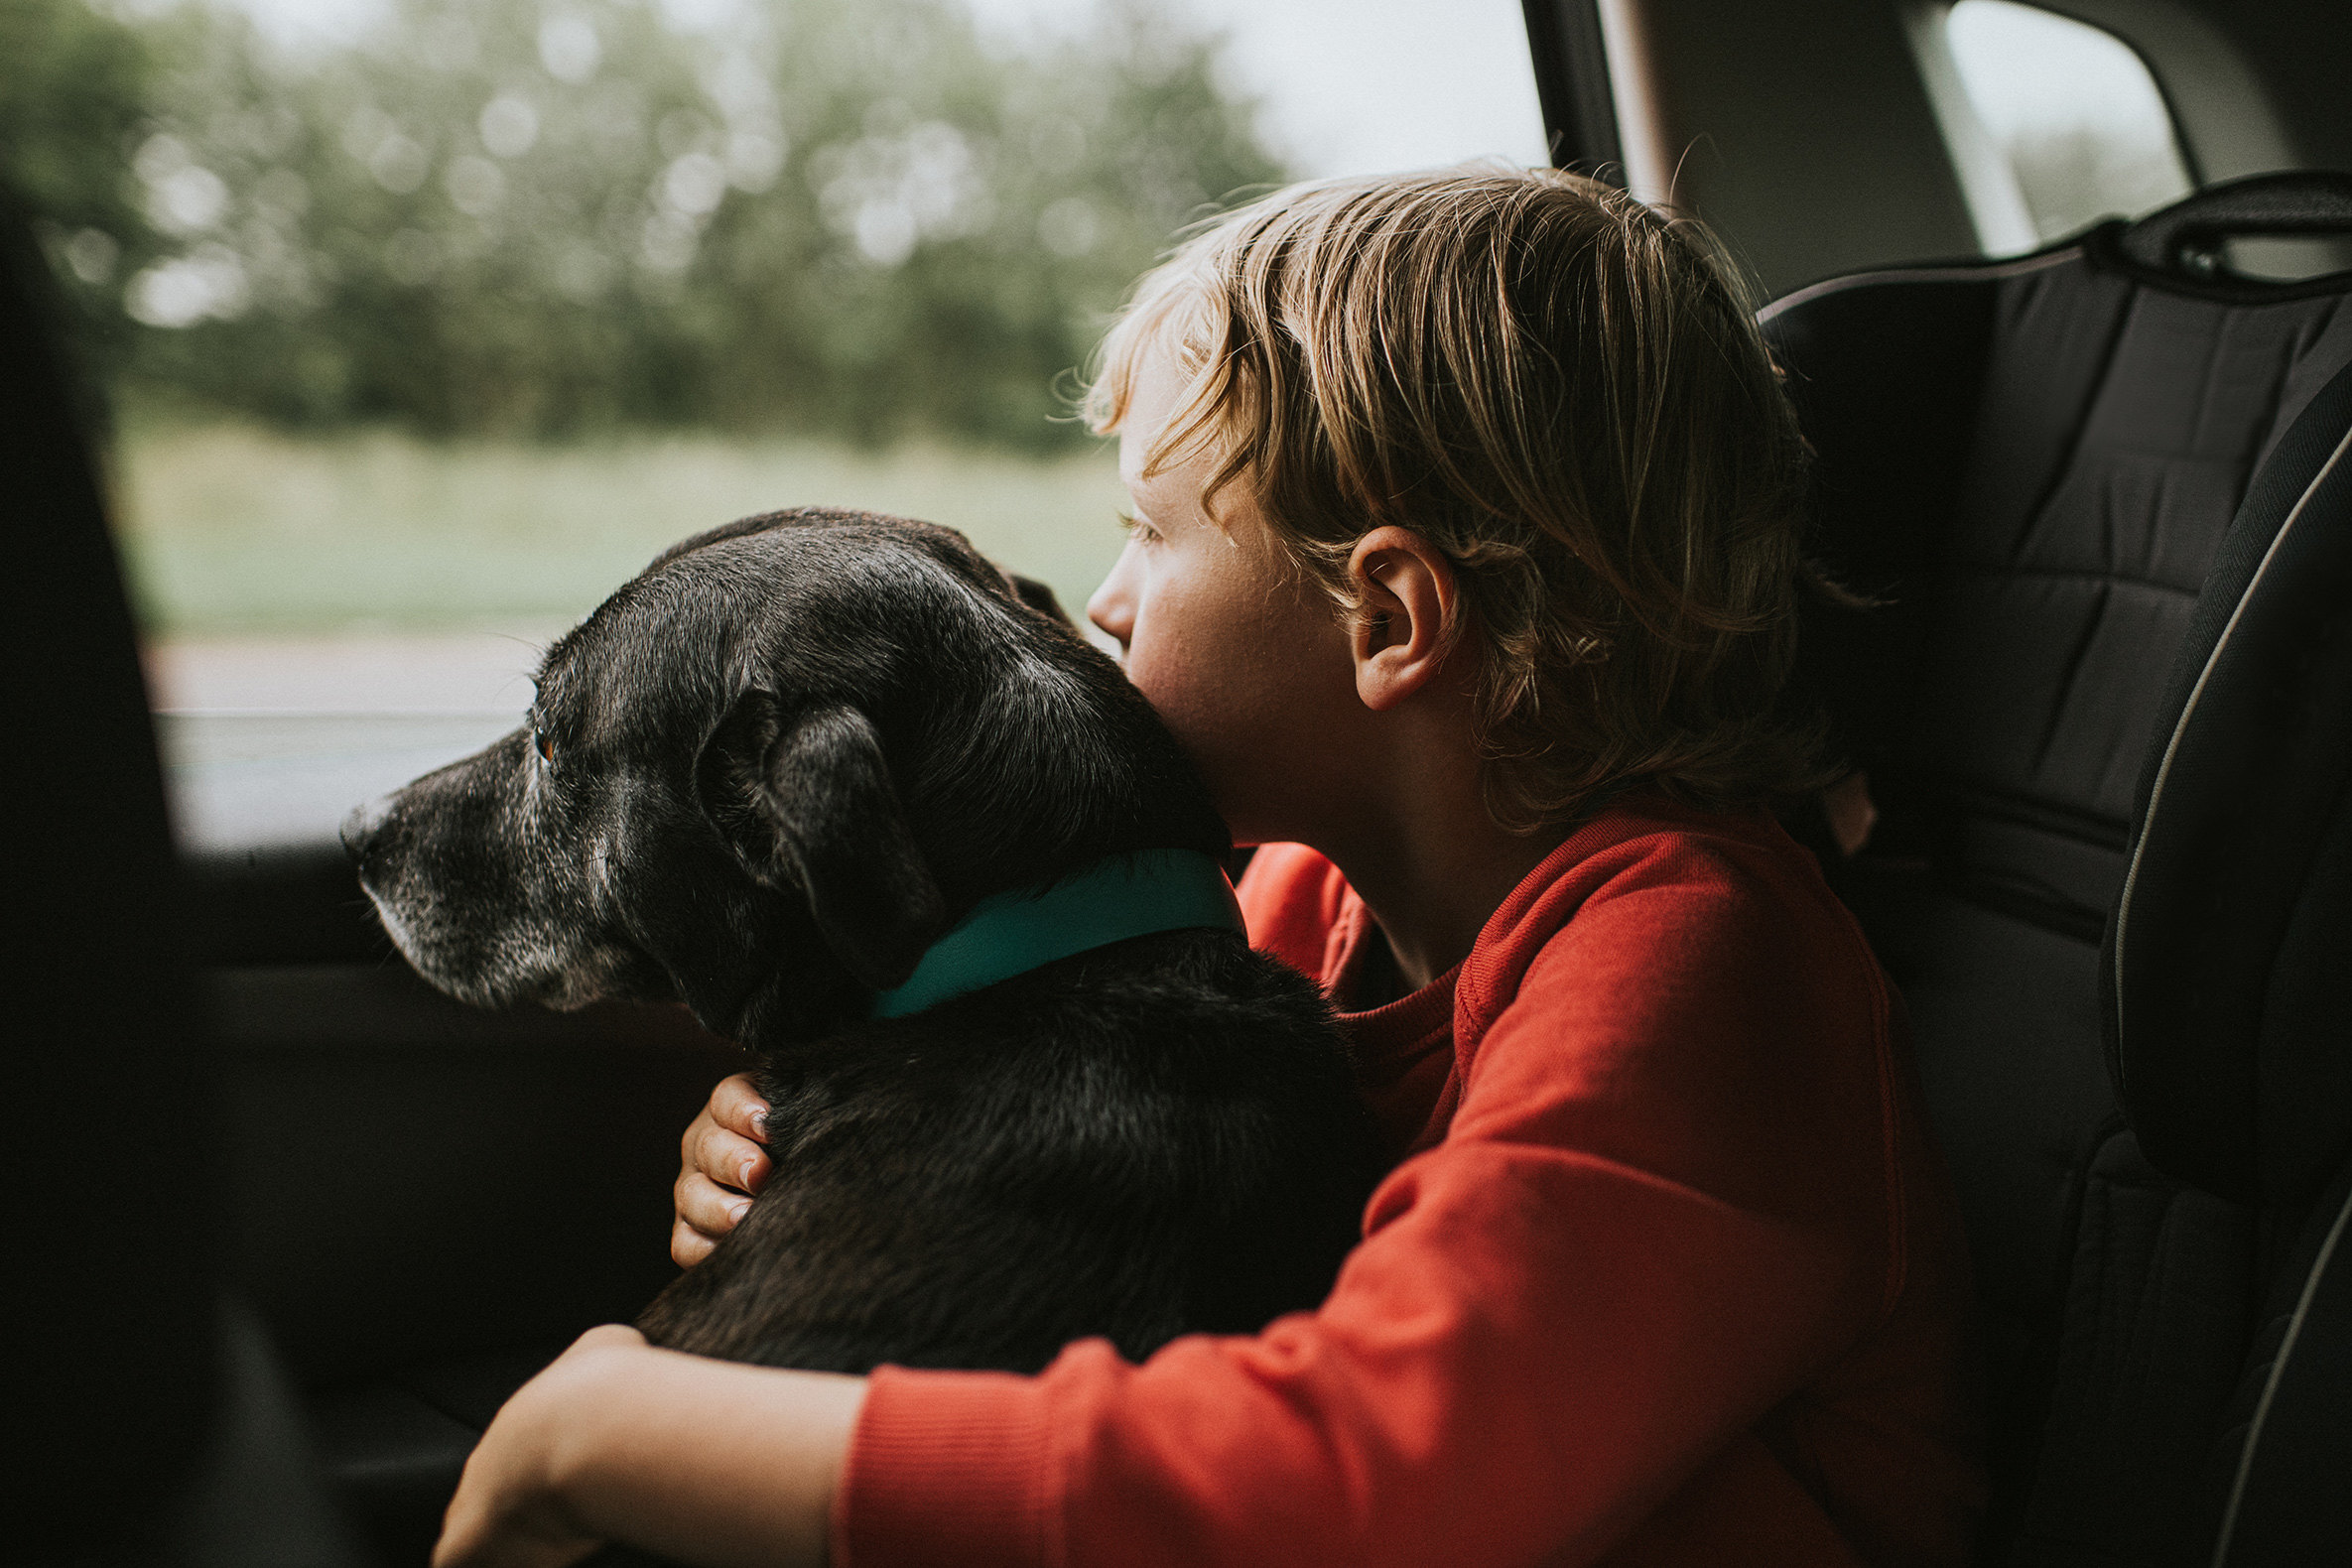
1219,813,1301,851
1212,797,1310,853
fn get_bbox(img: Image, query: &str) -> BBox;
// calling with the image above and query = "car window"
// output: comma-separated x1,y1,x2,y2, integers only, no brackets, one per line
7,0,1542,844
1916,0,2192,255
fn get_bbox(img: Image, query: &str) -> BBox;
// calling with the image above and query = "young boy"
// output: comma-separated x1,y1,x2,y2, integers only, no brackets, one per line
437,167,1980,1568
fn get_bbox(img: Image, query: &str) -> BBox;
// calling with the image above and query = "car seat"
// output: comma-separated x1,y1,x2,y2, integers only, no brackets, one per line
0,201,368,1566
1761,171,2352,1565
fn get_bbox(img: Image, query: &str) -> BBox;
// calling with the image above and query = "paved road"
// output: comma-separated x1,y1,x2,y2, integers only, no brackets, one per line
144,626,566,713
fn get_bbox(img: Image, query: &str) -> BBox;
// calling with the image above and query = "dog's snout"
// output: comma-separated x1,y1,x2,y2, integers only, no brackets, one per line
341,795,394,862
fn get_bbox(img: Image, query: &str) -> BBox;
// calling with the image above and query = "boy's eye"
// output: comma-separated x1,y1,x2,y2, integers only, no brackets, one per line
1117,509,1161,543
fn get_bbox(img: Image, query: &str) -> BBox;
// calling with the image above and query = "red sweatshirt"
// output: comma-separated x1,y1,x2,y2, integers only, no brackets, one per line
835,797,1982,1566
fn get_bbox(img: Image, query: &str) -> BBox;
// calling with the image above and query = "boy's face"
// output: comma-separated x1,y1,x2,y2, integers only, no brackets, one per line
1088,348,1363,847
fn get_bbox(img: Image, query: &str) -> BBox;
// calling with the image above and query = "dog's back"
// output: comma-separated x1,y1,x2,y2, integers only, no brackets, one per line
639,927,1375,1372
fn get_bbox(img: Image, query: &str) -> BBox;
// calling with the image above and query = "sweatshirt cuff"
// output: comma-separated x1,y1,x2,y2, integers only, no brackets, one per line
832,1365,1059,1568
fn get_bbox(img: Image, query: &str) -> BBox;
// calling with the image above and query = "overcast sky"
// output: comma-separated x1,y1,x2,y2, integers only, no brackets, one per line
219,0,1552,179
968,0,1551,177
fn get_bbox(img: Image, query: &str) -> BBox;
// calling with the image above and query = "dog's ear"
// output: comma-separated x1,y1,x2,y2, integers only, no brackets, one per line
1005,572,1072,625
696,691,945,990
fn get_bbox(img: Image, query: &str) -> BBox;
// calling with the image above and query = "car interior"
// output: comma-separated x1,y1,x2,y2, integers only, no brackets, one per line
5,1,2348,1564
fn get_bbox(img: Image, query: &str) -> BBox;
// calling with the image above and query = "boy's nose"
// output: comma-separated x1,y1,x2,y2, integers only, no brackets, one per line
1087,542,1140,655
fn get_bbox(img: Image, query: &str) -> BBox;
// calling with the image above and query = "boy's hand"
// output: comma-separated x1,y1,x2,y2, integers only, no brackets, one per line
674,1072,770,1267
435,1325,861,1568
433,1325,644,1568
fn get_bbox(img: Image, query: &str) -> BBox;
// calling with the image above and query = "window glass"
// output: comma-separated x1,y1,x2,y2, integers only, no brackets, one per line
8,0,1542,750
1940,0,2191,250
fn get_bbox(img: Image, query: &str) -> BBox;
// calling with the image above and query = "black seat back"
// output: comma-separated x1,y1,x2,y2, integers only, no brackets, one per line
0,192,220,1564
2106,218,2352,1564
1761,172,2352,1565
0,197,366,1566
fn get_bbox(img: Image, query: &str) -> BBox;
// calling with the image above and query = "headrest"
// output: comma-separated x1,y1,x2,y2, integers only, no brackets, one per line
2095,169,2352,302
1760,169,2352,1206
2107,343,2352,1207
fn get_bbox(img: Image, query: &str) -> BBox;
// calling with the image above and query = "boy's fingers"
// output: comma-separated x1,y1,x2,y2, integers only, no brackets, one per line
691,1122,770,1194
670,1218,717,1269
670,1073,769,1268
710,1072,771,1142
672,1172,741,1265
676,1169,754,1242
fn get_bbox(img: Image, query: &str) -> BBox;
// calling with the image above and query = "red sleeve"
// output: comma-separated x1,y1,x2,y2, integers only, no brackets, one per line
834,849,1900,1568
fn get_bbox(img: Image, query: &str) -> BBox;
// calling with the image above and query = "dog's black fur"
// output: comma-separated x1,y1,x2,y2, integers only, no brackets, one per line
347,508,1380,1372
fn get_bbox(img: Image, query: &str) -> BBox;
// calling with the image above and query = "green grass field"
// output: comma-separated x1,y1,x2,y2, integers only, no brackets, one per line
111,422,1133,635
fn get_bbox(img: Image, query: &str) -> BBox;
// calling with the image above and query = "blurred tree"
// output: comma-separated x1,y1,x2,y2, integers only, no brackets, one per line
0,0,160,392
3,0,1287,450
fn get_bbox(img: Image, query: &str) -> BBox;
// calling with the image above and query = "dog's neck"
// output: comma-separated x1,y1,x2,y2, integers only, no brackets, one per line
894,641,1233,916
868,848,1244,1018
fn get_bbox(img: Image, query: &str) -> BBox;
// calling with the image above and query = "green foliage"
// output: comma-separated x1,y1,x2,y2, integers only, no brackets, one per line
0,0,159,388
5,0,1287,449
115,421,1129,632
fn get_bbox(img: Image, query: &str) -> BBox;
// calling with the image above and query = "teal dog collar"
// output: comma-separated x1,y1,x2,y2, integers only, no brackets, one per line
870,849,1245,1019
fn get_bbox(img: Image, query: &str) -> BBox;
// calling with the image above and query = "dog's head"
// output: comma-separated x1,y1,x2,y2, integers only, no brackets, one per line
344,509,1227,1044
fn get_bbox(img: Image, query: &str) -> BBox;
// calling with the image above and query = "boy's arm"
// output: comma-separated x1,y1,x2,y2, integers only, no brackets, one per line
492,849,1953,1568
434,1326,864,1568
834,868,1957,1567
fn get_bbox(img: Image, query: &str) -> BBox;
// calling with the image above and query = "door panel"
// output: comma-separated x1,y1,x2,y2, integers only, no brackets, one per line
211,958,741,1388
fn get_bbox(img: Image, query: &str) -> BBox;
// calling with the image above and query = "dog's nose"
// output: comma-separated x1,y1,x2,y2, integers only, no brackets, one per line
340,795,393,862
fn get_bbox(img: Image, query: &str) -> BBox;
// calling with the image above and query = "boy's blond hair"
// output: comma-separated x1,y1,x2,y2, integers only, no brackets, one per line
1084,165,1827,831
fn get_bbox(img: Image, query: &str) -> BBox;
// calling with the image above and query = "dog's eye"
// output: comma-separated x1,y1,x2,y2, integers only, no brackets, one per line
534,728,556,768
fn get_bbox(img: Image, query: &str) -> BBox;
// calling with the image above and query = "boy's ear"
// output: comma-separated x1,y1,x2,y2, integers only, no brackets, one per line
1347,526,1462,712
695,691,946,990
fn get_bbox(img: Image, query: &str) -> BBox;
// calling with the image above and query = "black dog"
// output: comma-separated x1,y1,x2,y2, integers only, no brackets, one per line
346,508,1380,1372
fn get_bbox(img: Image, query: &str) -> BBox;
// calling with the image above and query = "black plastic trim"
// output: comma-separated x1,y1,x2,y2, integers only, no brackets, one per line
1520,0,1624,181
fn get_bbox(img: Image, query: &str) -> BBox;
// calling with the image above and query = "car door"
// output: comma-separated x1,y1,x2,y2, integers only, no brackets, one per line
2,2,1556,1560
